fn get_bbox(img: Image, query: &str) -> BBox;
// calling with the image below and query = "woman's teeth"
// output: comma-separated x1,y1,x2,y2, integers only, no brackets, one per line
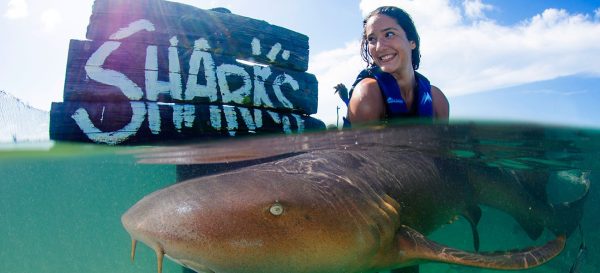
380,54,395,62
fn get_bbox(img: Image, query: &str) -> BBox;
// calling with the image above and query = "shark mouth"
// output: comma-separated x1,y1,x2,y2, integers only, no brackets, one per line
130,238,215,273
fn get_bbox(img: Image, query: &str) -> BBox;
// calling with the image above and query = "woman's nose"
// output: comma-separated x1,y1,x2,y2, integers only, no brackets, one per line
375,38,387,51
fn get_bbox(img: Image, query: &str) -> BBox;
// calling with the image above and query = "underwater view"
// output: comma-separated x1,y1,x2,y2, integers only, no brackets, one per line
1,122,598,273
3,0,600,272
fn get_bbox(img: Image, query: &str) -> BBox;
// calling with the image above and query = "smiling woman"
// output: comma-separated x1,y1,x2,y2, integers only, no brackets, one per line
346,6,449,125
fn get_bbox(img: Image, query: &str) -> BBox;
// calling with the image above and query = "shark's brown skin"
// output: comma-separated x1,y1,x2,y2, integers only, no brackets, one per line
123,125,582,273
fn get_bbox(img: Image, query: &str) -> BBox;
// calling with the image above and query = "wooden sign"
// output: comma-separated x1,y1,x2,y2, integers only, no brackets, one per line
62,39,318,112
50,0,324,145
87,0,309,71
50,101,323,145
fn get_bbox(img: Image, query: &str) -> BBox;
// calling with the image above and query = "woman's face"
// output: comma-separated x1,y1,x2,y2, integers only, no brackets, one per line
365,14,416,75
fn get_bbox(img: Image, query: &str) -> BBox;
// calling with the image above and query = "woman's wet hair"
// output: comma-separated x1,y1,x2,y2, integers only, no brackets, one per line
361,6,421,70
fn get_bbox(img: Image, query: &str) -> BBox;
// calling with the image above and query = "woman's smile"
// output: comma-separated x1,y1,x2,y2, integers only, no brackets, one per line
378,53,397,63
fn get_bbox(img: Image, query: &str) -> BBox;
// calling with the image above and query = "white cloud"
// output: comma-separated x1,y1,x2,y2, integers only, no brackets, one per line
4,0,28,19
310,41,364,126
463,0,493,20
522,88,589,96
40,9,62,32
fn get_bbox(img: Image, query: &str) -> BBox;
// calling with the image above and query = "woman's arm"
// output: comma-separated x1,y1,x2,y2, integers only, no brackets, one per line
431,85,449,119
347,78,386,124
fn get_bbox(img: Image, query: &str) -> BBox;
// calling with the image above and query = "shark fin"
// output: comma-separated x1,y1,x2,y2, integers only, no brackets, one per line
395,225,565,270
462,206,482,252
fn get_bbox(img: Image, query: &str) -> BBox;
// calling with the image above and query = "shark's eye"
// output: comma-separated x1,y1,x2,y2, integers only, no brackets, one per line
269,202,284,216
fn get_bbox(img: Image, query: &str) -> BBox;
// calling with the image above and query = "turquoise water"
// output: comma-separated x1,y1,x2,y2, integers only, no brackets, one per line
0,144,181,273
1,122,598,273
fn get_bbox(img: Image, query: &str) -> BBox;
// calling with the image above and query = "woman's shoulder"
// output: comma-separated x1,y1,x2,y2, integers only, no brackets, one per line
430,85,449,118
353,77,380,98
347,78,385,123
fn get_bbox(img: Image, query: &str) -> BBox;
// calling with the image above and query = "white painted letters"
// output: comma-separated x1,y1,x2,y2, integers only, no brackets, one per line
109,19,155,40
209,105,222,130
238,107,257,132
85,18,157,100
173,104,195,132
86,41,143,100
252,65,274,108
186,38,218,102
147,102,161,134
217,64,252,104
77,19,154,144
145,36,183,101
291,114,305,133
267,111,292,134
251,38,261,56
71,102,147,145
272,73,299,109
76,21,308,144
223,105,239,136
266,43,282,62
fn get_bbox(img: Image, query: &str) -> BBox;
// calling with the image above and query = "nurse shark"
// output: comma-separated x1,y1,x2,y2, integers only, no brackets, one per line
122,124,588,273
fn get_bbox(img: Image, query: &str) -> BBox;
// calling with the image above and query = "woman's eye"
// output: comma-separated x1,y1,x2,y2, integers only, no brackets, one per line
367,36,376,44
385,31,396,38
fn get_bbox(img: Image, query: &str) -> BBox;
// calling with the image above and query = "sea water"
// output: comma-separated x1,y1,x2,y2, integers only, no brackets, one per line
0,122,598,273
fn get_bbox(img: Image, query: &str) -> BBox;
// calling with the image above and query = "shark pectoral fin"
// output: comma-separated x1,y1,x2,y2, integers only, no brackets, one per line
396,225,565,270
463,206,482,252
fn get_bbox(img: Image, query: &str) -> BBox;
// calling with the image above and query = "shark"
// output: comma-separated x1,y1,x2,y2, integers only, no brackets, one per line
122,124,588,273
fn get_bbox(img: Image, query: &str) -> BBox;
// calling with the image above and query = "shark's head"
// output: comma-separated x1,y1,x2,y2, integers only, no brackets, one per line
121,168,395,273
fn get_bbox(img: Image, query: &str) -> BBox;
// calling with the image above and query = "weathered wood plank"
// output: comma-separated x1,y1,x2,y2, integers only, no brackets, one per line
63,39,318,114
49,101,325,145
86,0,309,71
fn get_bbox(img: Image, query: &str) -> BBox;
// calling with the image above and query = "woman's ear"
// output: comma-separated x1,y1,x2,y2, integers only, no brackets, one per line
410,41,416,50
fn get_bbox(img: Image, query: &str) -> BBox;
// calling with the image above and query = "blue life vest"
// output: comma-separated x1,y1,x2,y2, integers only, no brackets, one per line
348,66,433,118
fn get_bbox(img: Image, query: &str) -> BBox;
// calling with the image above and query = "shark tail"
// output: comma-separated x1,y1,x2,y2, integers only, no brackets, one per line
471,165,590,240
547,182,589,237
529,169,590,237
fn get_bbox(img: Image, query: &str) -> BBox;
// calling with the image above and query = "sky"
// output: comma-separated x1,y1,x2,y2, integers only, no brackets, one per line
1,0,600,128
